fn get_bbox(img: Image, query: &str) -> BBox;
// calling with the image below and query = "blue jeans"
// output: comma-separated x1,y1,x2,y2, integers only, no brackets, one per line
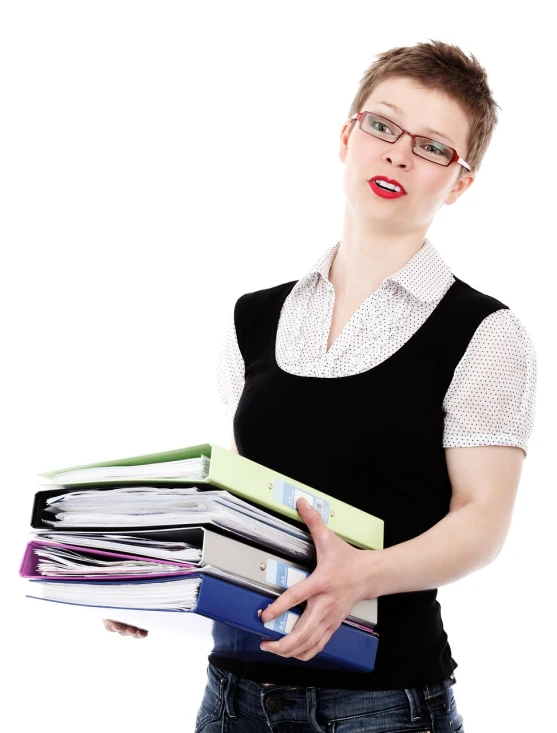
194,662,465,732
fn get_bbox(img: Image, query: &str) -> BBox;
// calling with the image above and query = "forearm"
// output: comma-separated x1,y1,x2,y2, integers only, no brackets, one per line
362,502,504,598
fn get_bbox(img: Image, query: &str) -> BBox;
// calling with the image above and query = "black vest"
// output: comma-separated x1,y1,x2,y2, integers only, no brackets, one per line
209,275,509,690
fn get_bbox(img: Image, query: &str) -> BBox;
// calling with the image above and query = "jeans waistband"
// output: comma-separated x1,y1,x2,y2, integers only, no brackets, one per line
215,664,457,724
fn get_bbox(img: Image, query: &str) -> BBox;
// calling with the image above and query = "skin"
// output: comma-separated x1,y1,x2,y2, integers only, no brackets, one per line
103,619,148,637
331,75,475,301
104,78,524,655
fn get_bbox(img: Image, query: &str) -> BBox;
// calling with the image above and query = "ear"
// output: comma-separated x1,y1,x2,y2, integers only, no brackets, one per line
339,120,354,163
445,172,475,206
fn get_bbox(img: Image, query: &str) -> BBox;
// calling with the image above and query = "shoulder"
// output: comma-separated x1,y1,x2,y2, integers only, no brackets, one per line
452,277,535,351
232,280,300,355
236,280,299,308
234,279,300,324
443,301,537,455
452,275,510,313
470,307,537,368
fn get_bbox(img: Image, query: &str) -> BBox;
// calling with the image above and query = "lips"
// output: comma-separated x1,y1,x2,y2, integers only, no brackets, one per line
368,176,407,199
369,176,406,194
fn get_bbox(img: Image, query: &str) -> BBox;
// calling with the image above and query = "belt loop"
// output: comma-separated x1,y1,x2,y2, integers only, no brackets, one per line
423,681,445,701
306,687,323,733
442,676,453,715
404,687,422,722
221,671,237,720
422,678,452,715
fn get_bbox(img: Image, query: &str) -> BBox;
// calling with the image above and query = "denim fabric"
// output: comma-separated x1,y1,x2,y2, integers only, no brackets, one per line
194,663,464,733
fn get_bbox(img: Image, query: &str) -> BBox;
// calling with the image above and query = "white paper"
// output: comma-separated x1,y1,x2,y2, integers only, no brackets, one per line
40,487,316,562
48,456,210,484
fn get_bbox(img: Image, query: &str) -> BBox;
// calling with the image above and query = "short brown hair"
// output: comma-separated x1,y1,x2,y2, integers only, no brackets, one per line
346,39,501,182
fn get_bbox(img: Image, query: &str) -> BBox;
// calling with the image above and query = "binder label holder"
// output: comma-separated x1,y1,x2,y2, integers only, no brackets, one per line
273,479,330,523
265,559,310,589
264,610,299,635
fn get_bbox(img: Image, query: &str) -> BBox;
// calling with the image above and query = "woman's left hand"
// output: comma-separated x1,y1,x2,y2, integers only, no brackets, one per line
259,497,377,661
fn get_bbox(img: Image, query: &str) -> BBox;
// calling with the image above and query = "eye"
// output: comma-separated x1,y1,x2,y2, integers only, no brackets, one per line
371,119,393,135
423,142,446,156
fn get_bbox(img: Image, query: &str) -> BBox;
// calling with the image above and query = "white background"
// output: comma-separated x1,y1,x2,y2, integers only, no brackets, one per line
1,2,555,731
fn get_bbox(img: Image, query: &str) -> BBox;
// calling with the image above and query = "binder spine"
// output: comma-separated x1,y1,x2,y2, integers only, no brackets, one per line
195,575,378,672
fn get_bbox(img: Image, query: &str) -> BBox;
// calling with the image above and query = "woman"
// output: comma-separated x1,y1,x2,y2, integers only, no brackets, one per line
105,40,537,732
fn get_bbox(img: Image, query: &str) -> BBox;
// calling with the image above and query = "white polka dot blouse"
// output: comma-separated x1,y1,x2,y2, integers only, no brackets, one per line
217,238,537,457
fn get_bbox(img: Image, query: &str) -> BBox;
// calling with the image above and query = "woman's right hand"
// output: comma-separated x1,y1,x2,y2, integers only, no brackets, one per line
103,619,148,638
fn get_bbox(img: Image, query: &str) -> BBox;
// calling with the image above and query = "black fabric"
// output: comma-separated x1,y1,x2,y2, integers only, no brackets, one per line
208,274,509,690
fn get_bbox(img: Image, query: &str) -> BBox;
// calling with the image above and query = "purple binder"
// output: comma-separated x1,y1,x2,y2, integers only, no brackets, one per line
19,539,197,581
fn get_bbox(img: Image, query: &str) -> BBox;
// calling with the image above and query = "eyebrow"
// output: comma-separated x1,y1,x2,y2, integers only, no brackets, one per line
374,101,455,146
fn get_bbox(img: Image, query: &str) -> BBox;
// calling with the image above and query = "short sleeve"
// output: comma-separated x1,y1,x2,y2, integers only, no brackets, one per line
442,308,537,457
216,308,246,422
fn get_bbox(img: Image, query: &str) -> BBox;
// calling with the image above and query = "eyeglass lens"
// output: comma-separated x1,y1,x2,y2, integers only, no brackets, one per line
361,113,453,166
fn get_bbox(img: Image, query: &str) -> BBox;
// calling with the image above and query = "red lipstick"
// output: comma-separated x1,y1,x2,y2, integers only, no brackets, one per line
368,176,407,199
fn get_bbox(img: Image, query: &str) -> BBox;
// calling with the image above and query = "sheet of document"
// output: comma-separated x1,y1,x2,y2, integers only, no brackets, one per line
33,546,197,576
27,576,203,609
34,531,204,562
40,487,316,562
48,456,210,484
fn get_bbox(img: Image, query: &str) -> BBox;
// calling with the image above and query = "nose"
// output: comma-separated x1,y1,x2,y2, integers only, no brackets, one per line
383,131,414,168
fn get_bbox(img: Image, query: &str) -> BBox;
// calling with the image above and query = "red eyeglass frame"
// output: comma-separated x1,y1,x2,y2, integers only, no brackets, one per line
349,112,471,171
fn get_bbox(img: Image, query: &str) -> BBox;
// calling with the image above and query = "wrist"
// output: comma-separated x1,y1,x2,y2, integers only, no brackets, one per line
354,548,385,602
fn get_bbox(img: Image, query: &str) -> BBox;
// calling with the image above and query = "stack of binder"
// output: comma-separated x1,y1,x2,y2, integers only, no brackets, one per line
20,443,385,672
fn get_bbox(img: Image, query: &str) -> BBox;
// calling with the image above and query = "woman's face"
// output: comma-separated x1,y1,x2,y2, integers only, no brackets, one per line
339,76,474,234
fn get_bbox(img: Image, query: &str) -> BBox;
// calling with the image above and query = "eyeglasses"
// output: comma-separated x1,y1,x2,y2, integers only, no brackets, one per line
349,112,471,171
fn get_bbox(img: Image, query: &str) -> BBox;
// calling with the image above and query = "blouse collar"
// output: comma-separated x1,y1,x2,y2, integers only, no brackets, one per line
301,237,453,304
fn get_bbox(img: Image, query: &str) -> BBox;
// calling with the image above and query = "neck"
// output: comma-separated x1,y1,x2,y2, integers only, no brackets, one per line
330,212,429,299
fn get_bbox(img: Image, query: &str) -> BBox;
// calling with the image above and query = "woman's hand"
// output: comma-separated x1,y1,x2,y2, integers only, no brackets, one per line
259,497,376,662
103,619,148,638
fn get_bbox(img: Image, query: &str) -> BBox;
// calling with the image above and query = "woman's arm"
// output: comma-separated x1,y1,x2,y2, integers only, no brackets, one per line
259,444,525,661
230,431,238,453
366,444,524,597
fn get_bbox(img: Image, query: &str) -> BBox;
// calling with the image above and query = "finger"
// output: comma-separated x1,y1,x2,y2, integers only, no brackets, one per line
295,498,331,553
260,619,313,657
118,626,136,635
119,625,147,637
295,497,322,526
104,619,129,633
265,616,334,660
293,628,332,662
288,611,337,659
260,601,327,657
260,576,316,624
104,620,148,637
